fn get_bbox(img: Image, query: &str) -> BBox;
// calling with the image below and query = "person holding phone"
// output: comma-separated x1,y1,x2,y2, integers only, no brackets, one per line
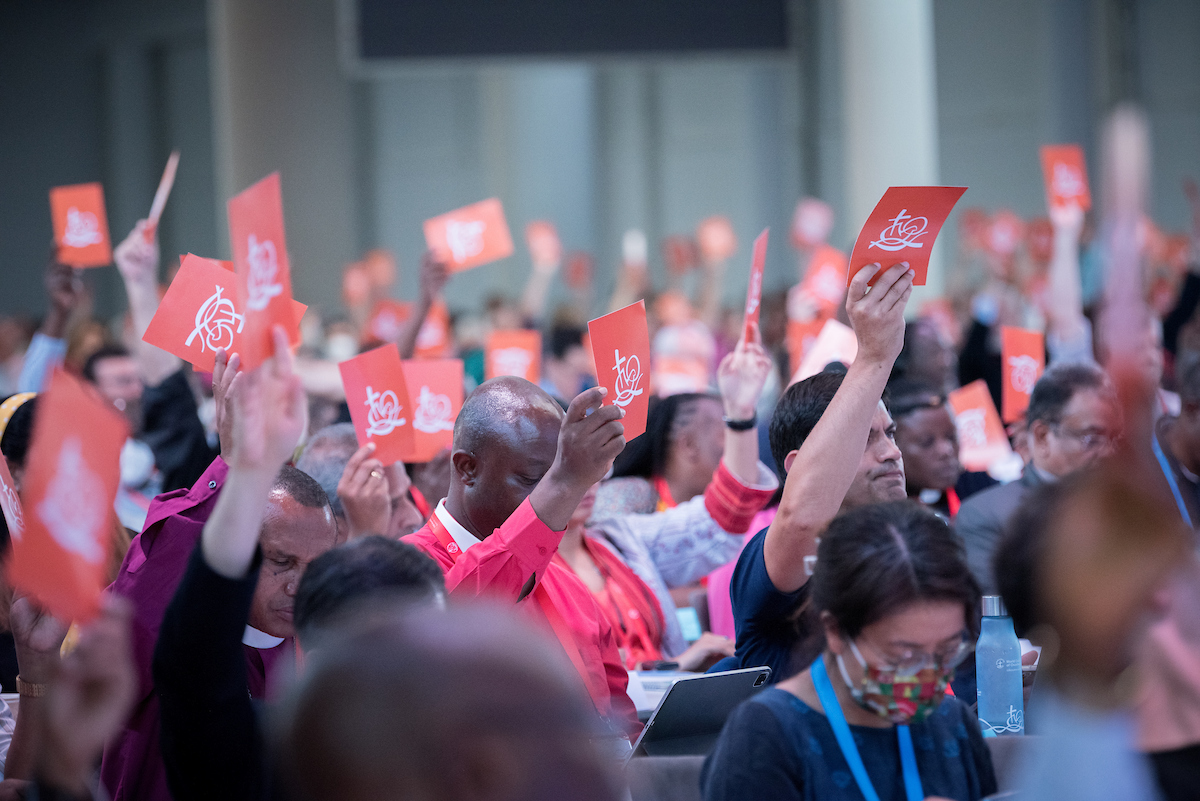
702,501,997,801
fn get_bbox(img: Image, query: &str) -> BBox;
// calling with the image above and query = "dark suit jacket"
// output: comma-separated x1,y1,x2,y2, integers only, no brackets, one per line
953,467,1046,595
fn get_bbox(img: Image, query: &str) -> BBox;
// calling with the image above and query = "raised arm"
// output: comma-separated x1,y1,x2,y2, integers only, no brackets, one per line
717,322,773,485
114,220,180,387
396,251,448,360
521,224,562,324
763,262,911,593
1044,202,1090,361
17,260,83,392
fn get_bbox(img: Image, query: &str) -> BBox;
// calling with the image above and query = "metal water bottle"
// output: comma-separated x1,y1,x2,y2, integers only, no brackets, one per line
975,595,1024,735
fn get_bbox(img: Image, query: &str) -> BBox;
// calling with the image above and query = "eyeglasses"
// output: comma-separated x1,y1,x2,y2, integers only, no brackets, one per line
1051,424,1113,451
853,631,974,675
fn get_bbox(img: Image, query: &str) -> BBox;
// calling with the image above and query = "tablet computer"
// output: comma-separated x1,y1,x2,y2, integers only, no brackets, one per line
629,666,771,758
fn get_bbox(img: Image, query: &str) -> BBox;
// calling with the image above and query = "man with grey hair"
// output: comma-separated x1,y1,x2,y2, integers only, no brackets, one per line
295,422,423,539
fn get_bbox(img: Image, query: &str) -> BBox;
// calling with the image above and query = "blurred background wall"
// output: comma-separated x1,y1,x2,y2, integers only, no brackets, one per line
2,0,1198,320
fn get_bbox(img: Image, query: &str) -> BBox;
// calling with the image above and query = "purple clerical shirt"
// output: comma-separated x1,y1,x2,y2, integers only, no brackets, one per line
100,457,290,801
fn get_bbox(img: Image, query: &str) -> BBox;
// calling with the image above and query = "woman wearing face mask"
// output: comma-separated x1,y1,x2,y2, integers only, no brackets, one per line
702,501,997,801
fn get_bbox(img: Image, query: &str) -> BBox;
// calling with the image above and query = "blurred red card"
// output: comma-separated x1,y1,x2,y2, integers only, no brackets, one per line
485,330,542,383
743,228,769,340
653,355,710,397
339,344,415,467
791,319,858,385
847,186,967,286
1040,144,1091,211
786,319,825,378
803,245,849,313
401,359,464,462
414,301,452,359
698,216,738,263
588,300,651,441
143,254,304,372
1001,326,1045,423
365,299,413,344
948,380,1013,473
50,183,112,267
424,198,514,272
11,369,127,623
0,456,24,544
228,172,295,370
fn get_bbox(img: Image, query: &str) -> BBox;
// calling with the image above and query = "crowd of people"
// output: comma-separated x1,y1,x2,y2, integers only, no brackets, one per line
0,105,1196,801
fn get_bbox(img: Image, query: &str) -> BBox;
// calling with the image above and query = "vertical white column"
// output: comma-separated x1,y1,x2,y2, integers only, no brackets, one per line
839,0,943,301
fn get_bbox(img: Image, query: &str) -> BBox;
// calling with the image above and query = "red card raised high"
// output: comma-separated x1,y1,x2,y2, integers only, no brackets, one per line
1040,144,1091,211
588,300,651,441
228,172,295,370
338,344,415,467
802,245,849,314
485,330,542,383
50,183,112,267
401,359,464,463
743,228,769,341
424,198,514,272
365,299,413,345
847,186,967,286
1001,326,1045,423
11,369,128,623
414,301,452,359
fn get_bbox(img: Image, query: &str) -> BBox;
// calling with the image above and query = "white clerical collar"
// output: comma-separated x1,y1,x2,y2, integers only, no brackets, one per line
242,625,285,649
434,499,481,553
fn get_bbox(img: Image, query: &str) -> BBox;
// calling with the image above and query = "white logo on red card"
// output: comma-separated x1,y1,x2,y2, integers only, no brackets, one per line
246,234,284,311
413,386,455,434
446,220,486,263
745,271,763,316
870,209,929,252
1052,163,1085,200
186,285,245,353
612,349,645,407
491,347,533,379
371,308,404,343
0,477,23,541
36,438,105,564
1007,355,1040,395
955,409,988,450
62,207,104,248
364,386,407,437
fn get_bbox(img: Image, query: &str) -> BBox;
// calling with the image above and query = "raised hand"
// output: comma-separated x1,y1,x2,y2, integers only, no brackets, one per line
42,259,84,340
337,442,390,539
717,322,773,420
113,219,160,287
845,262,913,367
38,596,136,797
225,326,305,474
10,595,69,685
418,250,450,305
551,387,627,491
1048,200,1085,239
213,348,240,459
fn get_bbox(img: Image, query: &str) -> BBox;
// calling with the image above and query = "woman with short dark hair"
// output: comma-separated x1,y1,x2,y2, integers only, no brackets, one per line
702,501,997,801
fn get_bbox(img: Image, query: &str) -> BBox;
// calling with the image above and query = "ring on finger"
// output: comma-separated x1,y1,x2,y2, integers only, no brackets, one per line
370,470,383,480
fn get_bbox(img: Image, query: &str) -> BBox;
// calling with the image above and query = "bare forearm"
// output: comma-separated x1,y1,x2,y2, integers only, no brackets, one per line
721,427,759,486
396,293,434,359
521,268,555,323
5,698,44,780
764,357,889,591
1046,231,1085,340
125,277,180,385
200,468,275,579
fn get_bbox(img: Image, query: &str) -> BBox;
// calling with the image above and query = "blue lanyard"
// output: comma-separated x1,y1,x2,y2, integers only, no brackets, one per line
1152,434,1194,529
811,656,923,801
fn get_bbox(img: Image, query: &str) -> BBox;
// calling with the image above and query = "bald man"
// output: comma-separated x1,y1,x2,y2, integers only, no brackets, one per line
403,377,638,733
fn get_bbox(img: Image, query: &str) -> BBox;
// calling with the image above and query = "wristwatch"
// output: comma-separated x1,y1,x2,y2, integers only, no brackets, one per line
723,413,757,431
17,675,48,697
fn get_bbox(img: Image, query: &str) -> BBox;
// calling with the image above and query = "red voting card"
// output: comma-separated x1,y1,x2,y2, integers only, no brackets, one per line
401,359,464,462
228,172,295,370
698,216,738,263
50,183,112,267
339,344,415,467
803,245,849,314
365,299,413,345
424,198,514,272
786,319,825,379
1040,144,1091,211
414,301,452,359
847,186,967,286
526,221,562,268
791,318,858,385
948,380,1013,473
485,330,542,383
743,229,769,340
11,369,127,623
0,456,24,545
1001,326,1045,423
143,254,305,372
588,300,651,441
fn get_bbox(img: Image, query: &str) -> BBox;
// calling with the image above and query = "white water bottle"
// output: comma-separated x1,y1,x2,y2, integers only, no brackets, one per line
975,595,1024,735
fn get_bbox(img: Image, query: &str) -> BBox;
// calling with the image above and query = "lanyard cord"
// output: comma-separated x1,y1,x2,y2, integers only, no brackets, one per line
1152,434,1194,528
810,656,923,801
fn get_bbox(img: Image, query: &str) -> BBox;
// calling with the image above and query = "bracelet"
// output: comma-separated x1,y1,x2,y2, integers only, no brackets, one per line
17,675,48,697
723,413,757,431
